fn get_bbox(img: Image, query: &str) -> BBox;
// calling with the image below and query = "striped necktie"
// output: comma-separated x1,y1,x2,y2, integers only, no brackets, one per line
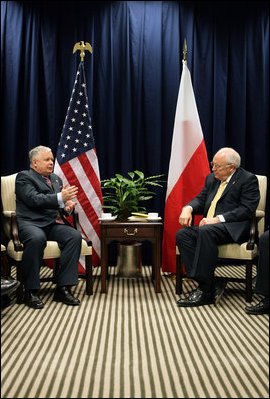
43,176,53,189
206,181,227,218
43,176,64,224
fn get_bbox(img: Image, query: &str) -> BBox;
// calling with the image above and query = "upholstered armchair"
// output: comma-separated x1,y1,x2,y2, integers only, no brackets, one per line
1,173,93,302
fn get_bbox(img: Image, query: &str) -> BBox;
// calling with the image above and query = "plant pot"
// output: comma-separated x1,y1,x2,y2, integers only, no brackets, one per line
116,242,142,278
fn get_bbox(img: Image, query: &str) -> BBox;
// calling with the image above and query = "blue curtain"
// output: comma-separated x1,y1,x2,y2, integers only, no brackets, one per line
1,1,269,221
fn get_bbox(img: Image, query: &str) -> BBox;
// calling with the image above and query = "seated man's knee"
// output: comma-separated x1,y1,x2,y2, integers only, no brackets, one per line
71,229,82,245
198,225,211,235
176,227,192,247
26,233,47,248
176,229,184,243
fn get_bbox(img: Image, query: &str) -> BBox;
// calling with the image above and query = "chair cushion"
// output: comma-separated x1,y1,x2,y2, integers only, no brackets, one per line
6,238,92,261
218,242,258,260
176,242,258,260
81,239,92,255
7,240,62,261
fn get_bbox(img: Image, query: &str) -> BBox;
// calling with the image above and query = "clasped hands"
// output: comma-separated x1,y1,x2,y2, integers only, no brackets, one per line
179,206,220,227
61,184,78,213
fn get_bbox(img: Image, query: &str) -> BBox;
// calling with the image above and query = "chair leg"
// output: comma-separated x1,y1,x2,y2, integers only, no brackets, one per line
85,254,93,295
176,253,183,295
16,261,24,303
1,251,11,277
245,260,253,303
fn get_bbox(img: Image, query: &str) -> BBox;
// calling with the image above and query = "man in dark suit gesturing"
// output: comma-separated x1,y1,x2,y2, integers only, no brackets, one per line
176,147,260,307
16,145,82,309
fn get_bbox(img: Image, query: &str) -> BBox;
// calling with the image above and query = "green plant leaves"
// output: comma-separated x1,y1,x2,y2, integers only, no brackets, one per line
101,171,166,220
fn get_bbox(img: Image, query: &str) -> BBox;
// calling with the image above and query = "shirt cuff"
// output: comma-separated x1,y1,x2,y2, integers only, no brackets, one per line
217,214,225,222
57,192,65,208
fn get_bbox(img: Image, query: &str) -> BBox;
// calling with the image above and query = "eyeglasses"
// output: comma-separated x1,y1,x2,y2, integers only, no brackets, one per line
210,162,232,169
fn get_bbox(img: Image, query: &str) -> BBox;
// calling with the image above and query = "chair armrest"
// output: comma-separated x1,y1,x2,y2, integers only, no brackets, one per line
246,213,260,251
255,210,265,218
246,209,266,250
246,215,256,250
72,211,92,246
3,210,14,218
10,212,24,251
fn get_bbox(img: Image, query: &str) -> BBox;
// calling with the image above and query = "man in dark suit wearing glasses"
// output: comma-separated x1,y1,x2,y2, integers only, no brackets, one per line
176,147,260,308
15,145,82,309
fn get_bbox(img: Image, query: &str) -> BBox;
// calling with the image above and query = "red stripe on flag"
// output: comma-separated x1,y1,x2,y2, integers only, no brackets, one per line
79,152,103,204
91,246,99,268
78,261,86,275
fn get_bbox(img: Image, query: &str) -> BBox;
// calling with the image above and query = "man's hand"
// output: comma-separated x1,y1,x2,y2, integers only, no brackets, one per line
61,184,78,202
65,200,77,213
199,216,220,227
179,206,193,227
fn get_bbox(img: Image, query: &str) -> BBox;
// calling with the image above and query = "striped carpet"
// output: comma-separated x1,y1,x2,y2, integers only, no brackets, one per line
1,265,269,398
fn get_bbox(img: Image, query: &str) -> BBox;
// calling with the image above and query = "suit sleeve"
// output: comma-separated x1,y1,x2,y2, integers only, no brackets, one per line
221,173,260,222
15,172,59,209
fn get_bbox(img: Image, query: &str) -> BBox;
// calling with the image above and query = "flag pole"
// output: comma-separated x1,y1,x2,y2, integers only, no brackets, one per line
183,38,187,61
73,41,93,62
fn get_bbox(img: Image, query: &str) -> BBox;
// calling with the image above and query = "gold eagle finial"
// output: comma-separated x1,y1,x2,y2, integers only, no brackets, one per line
73,41,93,62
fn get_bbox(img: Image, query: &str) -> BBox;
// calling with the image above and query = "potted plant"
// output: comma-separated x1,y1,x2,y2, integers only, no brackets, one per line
101,170,165,220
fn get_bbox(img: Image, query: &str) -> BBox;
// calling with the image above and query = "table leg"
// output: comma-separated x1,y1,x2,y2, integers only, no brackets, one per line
151,243,155,282
101,240,108,293
154,237,161,293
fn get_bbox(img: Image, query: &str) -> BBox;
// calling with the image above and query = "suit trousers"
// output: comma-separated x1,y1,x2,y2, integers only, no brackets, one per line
255,230,269,297
176,223,232,290
18,223,82,290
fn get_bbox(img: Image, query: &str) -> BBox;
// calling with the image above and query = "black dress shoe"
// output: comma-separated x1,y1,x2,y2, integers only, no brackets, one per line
176,287,213,307
1,277,20,296
53,286,80,306
213,279,227,305
24,290,44,309
245,299,269,315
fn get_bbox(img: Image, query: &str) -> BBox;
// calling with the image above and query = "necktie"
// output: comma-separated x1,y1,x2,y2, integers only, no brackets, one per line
43,176,64,224
206,181,227,218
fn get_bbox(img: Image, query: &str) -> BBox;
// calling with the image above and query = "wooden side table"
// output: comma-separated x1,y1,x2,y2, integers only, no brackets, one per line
100,221,163,293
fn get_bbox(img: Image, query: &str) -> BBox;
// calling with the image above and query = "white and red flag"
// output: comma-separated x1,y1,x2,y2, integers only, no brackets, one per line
54,62,103,273
162,60,210,273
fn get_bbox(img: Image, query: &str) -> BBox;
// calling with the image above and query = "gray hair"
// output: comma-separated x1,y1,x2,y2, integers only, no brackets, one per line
216,147,241,168
29,145,52,165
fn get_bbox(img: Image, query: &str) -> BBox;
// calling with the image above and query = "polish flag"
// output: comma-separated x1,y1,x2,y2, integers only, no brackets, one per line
162,60,210,273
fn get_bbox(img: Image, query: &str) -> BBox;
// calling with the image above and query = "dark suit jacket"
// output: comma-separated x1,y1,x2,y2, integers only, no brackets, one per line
15,168,68,228
188,167,260,243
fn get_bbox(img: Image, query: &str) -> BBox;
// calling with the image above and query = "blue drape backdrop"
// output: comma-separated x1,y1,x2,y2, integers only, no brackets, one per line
1,1,269,226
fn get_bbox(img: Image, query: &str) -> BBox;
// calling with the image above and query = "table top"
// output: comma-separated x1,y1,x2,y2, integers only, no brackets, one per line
99,220,163,226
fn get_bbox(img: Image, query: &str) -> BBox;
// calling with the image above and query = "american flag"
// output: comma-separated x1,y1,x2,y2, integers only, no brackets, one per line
54,61,103,273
